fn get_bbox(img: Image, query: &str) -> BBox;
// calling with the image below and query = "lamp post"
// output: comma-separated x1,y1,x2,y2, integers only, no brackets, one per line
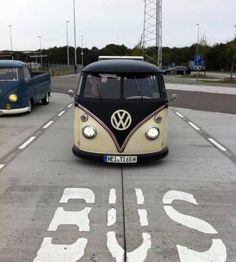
81,34,84,67
66,21,70,66
73,0,77,73
234,24,236,40
9,25,13,59
196,23,200,81
38,35,42,65
196,23,200,56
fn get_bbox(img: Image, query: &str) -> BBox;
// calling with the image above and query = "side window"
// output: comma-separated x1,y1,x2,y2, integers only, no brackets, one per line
23,67,31,80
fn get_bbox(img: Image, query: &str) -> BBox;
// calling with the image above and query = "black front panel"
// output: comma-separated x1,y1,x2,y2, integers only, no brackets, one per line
78,99,167,148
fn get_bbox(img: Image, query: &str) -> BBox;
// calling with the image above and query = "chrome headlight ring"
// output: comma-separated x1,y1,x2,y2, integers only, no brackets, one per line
82,126,97,139
145,127,160,140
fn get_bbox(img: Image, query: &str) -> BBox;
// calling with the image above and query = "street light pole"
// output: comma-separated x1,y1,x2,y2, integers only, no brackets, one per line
234,24,236,40
9,25,13,59
81,35,84,67
73,0,77,73
196,23,200,81
66,21,70,66
38,36,42,65
196,23,199,56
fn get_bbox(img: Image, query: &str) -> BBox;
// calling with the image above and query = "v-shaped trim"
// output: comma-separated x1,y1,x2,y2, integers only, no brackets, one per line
78,104,167,153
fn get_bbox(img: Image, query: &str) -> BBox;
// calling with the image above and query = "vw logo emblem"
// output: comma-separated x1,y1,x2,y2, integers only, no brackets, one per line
111,110,132,131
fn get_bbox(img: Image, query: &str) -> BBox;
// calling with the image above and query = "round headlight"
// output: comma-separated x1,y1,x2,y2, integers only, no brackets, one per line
9,94,18,102
145,127,159,140
82,126,97,139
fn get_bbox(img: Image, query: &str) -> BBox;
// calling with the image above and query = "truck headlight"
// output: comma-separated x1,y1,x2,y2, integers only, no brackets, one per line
82,126,97,139
145,127,159,140
9,94,18,102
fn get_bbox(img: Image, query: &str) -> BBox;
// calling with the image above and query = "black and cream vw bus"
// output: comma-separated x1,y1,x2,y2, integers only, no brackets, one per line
71,59,172,163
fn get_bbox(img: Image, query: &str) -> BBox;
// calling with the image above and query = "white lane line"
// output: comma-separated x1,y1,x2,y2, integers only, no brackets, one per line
43,121,54,129
57,110,65,117
0,164,4,170
188,122,200,131
19,136,36,150
67,103,73,108
175,112,184,118
135,188,144,205
208,138,227,152
109,188,116,204
138,209,149,226
107,208,117,226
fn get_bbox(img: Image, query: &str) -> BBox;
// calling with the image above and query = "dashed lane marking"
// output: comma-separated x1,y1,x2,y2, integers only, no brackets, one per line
57,110,65,117
188,121,200,131
173,109,236,164
43,120,54,129
0,102,73,173
208,138,227,152
18,136,36,150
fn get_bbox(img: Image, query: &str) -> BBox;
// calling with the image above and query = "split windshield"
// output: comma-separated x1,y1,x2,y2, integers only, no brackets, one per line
0,68,19,81
82,73,161,100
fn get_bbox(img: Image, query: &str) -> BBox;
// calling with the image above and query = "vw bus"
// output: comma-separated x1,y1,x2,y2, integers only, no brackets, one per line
71,59,172,163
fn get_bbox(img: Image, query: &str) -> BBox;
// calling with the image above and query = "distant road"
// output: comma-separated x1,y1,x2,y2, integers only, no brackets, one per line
51,74,236,114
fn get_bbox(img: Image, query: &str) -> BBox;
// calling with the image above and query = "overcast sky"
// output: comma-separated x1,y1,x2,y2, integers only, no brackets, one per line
0,0,235,51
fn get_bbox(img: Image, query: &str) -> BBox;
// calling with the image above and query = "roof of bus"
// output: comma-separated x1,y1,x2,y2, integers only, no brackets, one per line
0,60,27,68
83,59,161,74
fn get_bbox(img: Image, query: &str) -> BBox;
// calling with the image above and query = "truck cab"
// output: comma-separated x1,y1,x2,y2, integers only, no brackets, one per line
0,60,51,115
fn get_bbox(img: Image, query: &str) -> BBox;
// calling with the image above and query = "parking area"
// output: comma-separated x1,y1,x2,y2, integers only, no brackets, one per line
0,77,236,261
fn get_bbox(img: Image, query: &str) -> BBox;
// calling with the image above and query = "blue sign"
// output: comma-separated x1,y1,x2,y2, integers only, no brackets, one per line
194,55,203,67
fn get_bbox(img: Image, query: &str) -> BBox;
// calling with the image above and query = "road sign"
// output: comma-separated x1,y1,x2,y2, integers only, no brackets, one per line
194,55,203,67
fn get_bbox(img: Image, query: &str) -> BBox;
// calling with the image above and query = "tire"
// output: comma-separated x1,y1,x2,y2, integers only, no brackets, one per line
42,92,49,105
28,99,32,113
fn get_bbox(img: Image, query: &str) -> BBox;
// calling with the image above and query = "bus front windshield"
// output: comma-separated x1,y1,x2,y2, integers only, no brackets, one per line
82,74,161,100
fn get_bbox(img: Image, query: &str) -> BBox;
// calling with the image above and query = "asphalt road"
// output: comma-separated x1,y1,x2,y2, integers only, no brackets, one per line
0,75,235,261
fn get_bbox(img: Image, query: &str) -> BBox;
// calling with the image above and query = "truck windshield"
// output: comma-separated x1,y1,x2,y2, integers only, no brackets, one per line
82,73,161,100
0,68,19,81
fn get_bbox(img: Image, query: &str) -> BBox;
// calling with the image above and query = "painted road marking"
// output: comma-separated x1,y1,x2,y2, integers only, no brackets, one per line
67,103,73,108
135,188,144,204
48,207,92,231
188,121,200,131
173,109,235,164
208,138,227,152
43,121,54,129
34,188,227,262
107,208,117,226
163,190,217,234
175,111,184,118
18,136,36,149
109,188,117,204
0,164,4,170
177,239,227,262
33,238,88,262
57,110,65,117
138,209,149,226
163,190,227,261
60,188,95,203
107,231,151,262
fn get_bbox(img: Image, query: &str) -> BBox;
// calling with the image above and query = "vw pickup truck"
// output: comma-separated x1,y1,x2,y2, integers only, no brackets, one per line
0,60,51,115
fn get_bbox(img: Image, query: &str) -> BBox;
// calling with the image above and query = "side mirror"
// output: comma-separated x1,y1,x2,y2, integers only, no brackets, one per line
169,93,177,102
68,89,75,97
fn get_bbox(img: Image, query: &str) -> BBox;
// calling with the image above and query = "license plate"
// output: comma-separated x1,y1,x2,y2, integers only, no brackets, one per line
104,155,137,163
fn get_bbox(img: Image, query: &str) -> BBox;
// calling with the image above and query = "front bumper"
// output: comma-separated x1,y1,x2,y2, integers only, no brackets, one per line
72,145,168,163
0,106,30,115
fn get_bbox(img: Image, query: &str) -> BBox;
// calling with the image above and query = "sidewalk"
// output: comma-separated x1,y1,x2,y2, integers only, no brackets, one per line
166,83,236,95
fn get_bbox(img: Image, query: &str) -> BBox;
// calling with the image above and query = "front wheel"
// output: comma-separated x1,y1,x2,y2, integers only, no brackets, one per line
42,93,50,105
28,100,32,113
